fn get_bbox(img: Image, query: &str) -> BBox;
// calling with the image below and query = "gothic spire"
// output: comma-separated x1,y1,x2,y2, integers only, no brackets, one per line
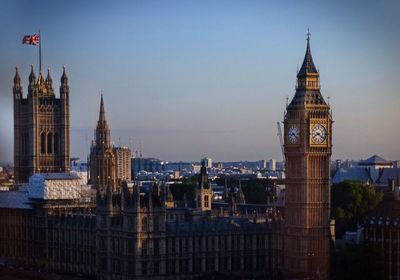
29,64,36,84
37,70,45,85
99,94,106,123
13,67,22,98
46,68,52,84
61,65,68,85
198,161,210,189
14,67,21,85
297,29,318,77
288,31,327,108
95,94,111,148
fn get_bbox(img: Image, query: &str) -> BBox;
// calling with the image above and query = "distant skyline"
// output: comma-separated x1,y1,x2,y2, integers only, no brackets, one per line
1,0,399,162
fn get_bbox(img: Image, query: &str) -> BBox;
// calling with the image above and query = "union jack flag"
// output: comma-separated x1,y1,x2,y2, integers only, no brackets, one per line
22,33,40,46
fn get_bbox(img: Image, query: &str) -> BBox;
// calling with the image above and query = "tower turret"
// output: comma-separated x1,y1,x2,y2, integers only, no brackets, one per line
228,184,237,215
28,65,36,95
61,65,68,85
195,161,213,211
60,66,69,99
13,65,70,183
13,67,22,99
237,180,246,204
45,68,54,94
89,95,116,190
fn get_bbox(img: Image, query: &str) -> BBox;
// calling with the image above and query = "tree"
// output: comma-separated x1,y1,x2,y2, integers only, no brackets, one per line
214,177,270,204
331,180,383,238
169,177,196,201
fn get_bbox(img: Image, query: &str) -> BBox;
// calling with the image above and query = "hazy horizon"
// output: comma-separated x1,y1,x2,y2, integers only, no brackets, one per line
1,0,399,163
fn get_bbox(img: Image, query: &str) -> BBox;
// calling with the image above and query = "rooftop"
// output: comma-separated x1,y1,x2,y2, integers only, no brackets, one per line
0,191,32,209
359,155,392,166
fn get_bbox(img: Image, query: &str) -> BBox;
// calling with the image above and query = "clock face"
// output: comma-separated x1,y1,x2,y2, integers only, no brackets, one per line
311,124,327,144
288,124,299,144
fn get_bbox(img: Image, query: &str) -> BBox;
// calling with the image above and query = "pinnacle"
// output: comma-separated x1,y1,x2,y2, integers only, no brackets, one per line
99,94,107,123
297,33,318,77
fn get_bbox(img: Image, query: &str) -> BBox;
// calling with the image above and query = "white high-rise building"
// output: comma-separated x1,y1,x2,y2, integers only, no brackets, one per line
113,146,132,181
201,157,212,168
268,159,276,171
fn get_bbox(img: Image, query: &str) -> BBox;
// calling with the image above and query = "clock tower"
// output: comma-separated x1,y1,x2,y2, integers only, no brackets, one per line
284,33,332,279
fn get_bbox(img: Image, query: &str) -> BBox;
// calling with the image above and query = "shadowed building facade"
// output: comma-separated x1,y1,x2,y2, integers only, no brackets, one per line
13,66,70,183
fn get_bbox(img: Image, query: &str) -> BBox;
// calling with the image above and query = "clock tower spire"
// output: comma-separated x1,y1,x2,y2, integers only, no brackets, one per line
284,32,332,279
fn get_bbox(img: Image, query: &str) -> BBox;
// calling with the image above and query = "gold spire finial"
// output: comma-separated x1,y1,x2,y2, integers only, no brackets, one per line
306,28,311,44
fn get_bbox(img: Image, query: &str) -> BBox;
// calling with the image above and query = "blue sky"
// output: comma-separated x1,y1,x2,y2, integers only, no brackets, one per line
0,0,399,162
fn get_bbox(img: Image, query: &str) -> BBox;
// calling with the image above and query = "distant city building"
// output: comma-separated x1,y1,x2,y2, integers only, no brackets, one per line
258,159,267,169
192,164,202,173
392,160,400,168
268,159,276,171
358,155,393,182
132,157,163,176
162,161,193,173
201,157,212,168
113,146,132,181
332,155,399,187
13,66,70,183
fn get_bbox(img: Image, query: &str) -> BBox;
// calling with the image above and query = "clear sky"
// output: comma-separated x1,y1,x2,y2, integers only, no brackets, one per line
0,0,399,163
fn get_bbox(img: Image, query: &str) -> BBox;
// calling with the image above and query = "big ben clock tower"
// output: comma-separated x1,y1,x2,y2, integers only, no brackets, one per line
284,32,332,279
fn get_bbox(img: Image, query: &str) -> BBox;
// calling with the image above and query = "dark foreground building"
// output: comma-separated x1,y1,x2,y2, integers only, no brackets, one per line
364,183,400,280
0,36,332,279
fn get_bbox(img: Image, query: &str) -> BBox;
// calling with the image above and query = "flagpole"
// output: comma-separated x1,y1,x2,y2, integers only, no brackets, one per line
39,29,42,72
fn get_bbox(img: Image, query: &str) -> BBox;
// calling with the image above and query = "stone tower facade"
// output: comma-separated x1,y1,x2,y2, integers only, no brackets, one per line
284,35,332,279
89,95,116,190
13,66,70,183
195,162,213,211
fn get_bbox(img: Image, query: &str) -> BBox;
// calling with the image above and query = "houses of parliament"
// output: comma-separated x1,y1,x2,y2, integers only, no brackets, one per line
0,36,333,279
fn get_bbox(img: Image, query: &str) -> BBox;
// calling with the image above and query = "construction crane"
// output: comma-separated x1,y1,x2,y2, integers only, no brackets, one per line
276,122,285,162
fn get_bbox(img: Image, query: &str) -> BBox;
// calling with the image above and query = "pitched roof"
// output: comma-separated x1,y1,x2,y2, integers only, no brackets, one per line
0,191,32,209
332,167,370,184
378,168,400,184
288,89,327,108
287,36,328,109
359,155,392,166
297,38,318,77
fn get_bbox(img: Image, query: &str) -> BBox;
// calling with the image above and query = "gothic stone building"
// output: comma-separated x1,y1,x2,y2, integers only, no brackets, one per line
0,37,332,279
13,66,70,183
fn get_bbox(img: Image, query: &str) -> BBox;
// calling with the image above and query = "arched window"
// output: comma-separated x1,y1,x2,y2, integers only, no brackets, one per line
47,132,53,154
40,132,45,154
53,132,59,154
204,195,209,208
142,217,148,232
